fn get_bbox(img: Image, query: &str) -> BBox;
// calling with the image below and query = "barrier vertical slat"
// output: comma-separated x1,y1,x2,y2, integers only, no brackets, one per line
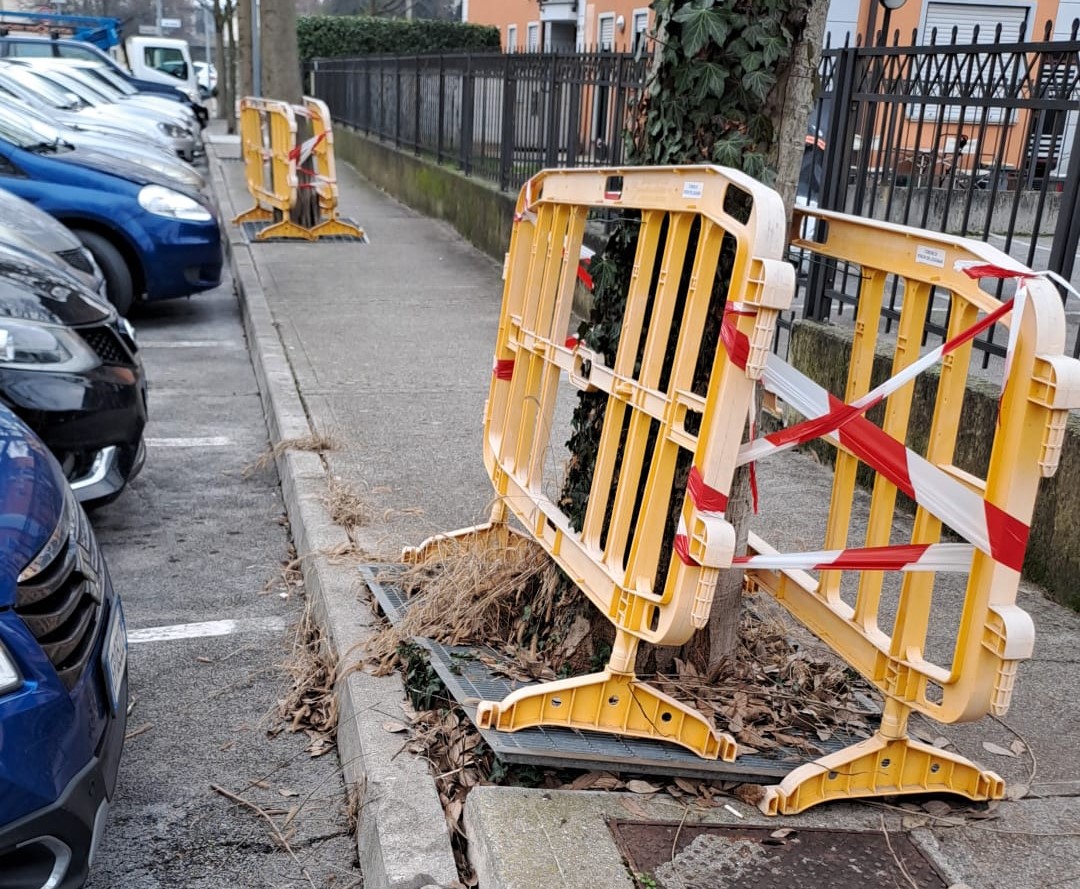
853,278,933,628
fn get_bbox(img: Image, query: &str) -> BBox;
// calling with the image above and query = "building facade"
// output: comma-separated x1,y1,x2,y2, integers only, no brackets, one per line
466,0,1080,51
466,0,654,51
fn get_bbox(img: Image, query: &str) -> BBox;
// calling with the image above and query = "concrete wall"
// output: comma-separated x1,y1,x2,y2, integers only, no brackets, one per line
789,320,1080,611
333,126,517,263
848,184,1062,236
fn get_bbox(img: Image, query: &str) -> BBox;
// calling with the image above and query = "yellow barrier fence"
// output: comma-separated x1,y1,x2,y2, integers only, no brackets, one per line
233,95,364,242
233,97,313,241
293,97,365,240
406,166,795,760
406,166,1079,813
737,209,1080,813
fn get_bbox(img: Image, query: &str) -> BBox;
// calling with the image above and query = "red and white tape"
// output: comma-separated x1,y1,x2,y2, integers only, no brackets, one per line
733,542,975,573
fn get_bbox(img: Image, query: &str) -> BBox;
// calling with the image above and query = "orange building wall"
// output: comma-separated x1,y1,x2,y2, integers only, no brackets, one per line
859,0,1061,44
466,0,654,52
468,0,541,50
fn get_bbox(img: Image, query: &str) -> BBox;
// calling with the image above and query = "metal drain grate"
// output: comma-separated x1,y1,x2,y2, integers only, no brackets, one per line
239,219,368,243
360,566,876,781
609,821,949,888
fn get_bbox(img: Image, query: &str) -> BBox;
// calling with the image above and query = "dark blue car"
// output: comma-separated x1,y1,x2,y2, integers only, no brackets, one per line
0,109,221,315
0,402,127,889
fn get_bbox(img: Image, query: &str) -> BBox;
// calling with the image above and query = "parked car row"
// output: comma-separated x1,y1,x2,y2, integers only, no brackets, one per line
0,36,219,889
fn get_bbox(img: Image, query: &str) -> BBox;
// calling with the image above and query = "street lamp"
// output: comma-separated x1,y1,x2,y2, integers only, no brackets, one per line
876,0,908,45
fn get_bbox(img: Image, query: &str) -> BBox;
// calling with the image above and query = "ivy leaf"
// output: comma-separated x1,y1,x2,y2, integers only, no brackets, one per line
743,50,764,72
673,4,725,57
743,67,776,100
691,61,727,101
761,34,790,67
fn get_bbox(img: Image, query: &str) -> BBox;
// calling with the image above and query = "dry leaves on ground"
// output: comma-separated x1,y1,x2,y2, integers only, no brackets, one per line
273,609,339,757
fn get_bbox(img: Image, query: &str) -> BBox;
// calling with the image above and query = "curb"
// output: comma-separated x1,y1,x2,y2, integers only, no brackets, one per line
208,149,459,889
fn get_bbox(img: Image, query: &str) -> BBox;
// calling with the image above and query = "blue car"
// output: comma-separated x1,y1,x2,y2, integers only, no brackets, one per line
0,109,221,315
0,402,127,889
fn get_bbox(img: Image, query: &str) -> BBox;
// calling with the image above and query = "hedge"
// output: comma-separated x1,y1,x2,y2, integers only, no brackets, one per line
298,16,500,60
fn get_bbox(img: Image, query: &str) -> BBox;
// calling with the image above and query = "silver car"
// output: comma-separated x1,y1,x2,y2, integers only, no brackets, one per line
17,63,200,161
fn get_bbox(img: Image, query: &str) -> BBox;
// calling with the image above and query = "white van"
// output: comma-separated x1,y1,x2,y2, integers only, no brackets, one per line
124,36,199,105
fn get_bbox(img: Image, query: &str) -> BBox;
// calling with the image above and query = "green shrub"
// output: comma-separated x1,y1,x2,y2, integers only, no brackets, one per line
298,16,500,60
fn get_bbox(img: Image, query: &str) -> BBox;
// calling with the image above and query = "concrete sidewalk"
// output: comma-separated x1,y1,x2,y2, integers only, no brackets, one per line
207,130,1080,889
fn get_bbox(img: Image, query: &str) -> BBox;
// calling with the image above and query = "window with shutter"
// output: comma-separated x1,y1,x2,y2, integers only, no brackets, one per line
923,2,1030,43
633,9,650,52
527,22,539,52
598,14,615,51
915,2,1032,124
507,25,517,54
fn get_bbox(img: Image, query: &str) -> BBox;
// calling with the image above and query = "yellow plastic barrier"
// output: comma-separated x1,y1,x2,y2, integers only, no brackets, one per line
295,97,365,240
233,97,314,241
406,166,795,759
741,209,1080,813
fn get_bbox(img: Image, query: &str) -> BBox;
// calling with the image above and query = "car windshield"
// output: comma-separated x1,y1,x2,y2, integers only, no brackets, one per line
0,66,81,110
85,66,137,97
31,68,113,105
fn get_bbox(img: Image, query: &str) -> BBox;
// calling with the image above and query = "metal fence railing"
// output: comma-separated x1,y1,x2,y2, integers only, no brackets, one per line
309,52,649,192
801,20,1080,363
308,26,1080,359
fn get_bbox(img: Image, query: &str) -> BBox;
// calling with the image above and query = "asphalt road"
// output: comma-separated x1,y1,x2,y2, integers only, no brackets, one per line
84,273,362,888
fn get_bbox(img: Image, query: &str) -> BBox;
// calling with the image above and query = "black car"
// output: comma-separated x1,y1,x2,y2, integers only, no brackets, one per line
0,245,146,506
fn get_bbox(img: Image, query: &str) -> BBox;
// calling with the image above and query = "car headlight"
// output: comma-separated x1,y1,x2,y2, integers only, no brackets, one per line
138,185,212,222
158,122,191,139
0,642,21,695
0,320,100,373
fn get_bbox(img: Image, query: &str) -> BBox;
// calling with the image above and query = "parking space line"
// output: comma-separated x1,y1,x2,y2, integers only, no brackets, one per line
146,436,232,447
138,340,244,349
128,616,287,645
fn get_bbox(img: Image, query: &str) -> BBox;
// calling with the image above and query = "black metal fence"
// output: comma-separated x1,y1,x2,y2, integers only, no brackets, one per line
309,52,649,192
803,21,1080,361
308,27,1080,358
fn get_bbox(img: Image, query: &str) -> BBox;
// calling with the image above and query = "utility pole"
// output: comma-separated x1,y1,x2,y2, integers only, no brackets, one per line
251,0,261,97
155,0,163,35
405,0,414,20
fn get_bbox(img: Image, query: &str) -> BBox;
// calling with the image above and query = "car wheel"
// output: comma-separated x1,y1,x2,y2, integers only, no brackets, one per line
74,231,135,316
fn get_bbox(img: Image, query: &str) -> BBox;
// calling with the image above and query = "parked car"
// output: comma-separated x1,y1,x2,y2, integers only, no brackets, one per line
15,61,200,162
0,188,105,298
0,32,208,126
0,244,147,505
0,401,127,889
0,97,206,193
194,61,217,98
0,62,179,157
0,108,222,315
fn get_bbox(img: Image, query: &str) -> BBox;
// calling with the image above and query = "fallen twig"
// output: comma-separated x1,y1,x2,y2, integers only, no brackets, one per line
210,783,317,889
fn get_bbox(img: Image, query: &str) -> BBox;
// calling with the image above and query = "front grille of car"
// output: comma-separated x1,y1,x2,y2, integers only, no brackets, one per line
57,247,95,275
15,503,105,692
81,326,136,366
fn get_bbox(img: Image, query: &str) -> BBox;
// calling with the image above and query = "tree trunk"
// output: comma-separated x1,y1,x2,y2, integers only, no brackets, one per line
560,0,830,676
236,0,254,101
226,2,239,132
260,0,303,105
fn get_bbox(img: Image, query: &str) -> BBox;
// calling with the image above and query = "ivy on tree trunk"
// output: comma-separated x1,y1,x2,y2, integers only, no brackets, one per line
559,0,828,672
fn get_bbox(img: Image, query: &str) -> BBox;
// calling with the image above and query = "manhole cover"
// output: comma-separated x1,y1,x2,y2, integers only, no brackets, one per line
609,820,949,888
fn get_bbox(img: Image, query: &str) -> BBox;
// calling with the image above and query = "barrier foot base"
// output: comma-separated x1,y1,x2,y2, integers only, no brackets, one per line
477,669,737,761
310,217,366,240
254,219,317,241
759,731,1005,815
401,520,525,565
233,206,273,224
